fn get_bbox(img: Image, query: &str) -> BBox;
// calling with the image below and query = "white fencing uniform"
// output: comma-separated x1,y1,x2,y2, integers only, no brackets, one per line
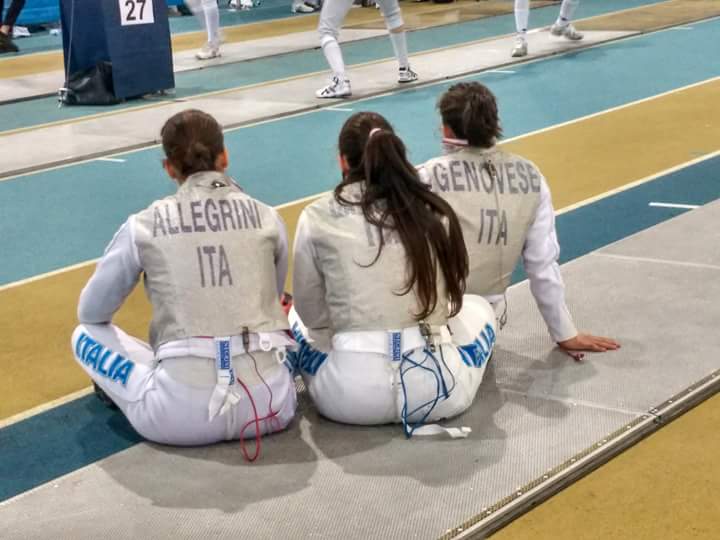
290,185,496,436
71,171,296,446
418,143,578,343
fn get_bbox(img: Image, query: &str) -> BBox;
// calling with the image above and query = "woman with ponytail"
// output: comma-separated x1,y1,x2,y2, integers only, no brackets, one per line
419,82,619,358
290,112,498,436
71,110,297,452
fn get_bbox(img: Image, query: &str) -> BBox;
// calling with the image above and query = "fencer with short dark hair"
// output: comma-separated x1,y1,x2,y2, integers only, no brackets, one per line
419,82,620,358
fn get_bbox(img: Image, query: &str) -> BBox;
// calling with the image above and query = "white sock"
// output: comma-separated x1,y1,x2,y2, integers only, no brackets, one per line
558,0,580,24
321,36,346,79
389,31,409,69
201,0,220,45
514,0,529,34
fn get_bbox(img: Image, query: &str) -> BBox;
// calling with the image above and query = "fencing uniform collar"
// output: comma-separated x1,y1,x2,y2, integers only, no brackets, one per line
180,171,242,192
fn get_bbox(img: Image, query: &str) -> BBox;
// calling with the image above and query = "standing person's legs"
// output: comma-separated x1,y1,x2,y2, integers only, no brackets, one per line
316,0,353,98
1,0,25,30
186,0,222,59
376,0,417,82
0,0,26,53
550,0,583,40
511,0,529,57
557,0,580,24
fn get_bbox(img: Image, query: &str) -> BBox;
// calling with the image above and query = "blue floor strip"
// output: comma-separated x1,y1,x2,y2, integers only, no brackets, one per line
1,155,718,503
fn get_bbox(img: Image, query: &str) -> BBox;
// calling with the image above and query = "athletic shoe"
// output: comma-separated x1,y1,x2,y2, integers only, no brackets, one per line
93,383,118,410
0,32,19,53
398,66,418,83
196,42,221,60
291,1,316,12
511,37,528,57
230,0,256,10
316,76,352,98
550,22,584,40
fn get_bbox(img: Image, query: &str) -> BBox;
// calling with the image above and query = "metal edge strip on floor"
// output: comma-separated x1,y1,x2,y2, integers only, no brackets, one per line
443,369,720,539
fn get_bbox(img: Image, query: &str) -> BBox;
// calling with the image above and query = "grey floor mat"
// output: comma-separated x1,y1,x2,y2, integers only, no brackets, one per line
1,202,719,540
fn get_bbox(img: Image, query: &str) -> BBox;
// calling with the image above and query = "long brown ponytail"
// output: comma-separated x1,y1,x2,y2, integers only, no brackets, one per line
335,112,468,320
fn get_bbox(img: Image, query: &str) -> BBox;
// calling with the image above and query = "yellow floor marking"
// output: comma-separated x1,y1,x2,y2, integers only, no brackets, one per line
577,0,720,32
493,393,720,539
1,79,719,421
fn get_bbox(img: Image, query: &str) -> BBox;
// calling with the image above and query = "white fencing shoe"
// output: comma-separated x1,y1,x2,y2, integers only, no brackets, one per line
550,22,584,40
196,42,221,60
291,1,316,12
316,76,352,98
511,37,528,57
398,66,418,83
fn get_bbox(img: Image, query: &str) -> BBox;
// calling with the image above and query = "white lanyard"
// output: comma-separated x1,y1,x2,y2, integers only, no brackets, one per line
208,337,242,421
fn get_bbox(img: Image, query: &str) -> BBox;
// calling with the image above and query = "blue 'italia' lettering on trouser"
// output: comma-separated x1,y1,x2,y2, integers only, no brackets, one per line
458,323,496,368
74,332,135,386
288,323,328,376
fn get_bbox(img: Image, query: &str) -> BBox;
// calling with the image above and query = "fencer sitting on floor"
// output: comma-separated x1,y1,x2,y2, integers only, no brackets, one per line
289,112,497,438
418,82,620,359
71,110,296,448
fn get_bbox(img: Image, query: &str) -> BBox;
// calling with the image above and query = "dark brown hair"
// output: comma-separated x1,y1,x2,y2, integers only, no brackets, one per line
335,112,468,320
438,82,502,148
161,110,225,178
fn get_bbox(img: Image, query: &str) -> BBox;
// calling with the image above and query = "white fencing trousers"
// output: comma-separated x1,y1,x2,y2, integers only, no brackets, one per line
318,0,404,40
71,324,297,446
186,0,221,45
290,295,496,427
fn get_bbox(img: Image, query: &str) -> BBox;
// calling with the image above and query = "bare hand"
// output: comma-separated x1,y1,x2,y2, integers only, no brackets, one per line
557,333,620,361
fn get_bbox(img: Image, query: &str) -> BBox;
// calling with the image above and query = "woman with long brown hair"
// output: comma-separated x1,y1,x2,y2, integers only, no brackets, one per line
290,112,497,436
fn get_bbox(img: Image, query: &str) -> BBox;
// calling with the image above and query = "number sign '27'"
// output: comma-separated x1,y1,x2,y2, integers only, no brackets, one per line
119,0,155,26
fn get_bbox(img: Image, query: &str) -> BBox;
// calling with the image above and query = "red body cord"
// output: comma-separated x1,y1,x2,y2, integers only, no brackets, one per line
235,352,282,462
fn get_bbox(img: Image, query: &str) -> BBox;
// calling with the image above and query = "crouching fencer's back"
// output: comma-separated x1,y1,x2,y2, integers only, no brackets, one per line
133,171,288,349
420,147,542,296
300,185,449,333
